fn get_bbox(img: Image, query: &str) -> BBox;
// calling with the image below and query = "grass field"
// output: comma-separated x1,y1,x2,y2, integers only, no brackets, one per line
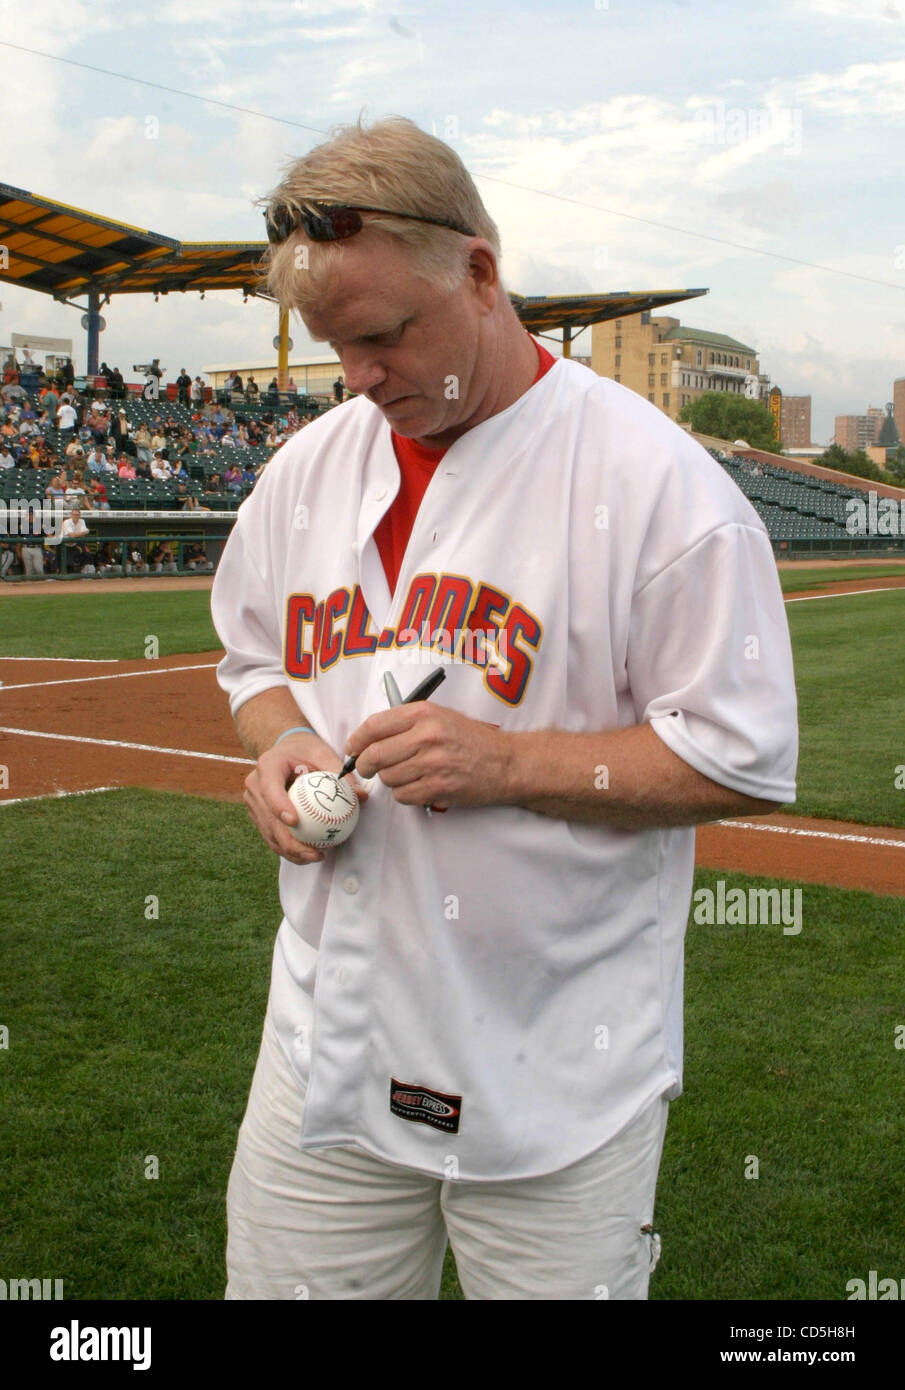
1,578,902,1300
1,790,901,1300
0,590,219,660
778,564,905,594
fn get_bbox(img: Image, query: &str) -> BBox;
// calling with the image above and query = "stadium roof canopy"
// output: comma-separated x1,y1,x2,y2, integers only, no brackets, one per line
1,183,708,321
0,182,268,301
509,289,708,337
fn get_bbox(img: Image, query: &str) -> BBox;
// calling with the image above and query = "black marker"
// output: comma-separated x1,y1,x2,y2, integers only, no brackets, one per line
337,669,446,780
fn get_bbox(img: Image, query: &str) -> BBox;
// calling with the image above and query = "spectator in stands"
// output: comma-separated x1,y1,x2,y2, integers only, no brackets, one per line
171,457,189,482
88,478,110,510
65,437,86,464
45,472,65,500
101,444,118,474
221,430,237,449
151,451,172,481
86,444,106,473
265,377,279,403
118,457,137,480
2,356,18,384
65,471,89,507
191,375,204,409
86,403,109,443
2,381,27,406
333,374,345,403
224,463,243,494
241,461,258,489
41,383,60,416
134,424,152,465
134,455,152,480
56,398,79,443
99,361,112,382
0,444,15,469
62,357,75,387
204,472,224,497
107,367,124,400
150,424,167,455
176,368,192,407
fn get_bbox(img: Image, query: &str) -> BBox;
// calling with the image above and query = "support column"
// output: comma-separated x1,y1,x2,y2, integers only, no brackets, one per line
562,323,572,359
277,308,289,391
86,289,101,376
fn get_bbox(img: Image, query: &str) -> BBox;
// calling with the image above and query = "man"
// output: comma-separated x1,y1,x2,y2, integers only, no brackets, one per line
0,445,15,470
57,506,90,574
56,398,78,443
211,118,798,1302
333,374,345,404
176,367,192,407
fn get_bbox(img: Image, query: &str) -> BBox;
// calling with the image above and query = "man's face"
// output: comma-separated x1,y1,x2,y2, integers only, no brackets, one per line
300,233,492,442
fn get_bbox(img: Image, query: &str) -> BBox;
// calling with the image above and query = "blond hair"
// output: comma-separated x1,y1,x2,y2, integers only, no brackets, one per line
256,116,501,314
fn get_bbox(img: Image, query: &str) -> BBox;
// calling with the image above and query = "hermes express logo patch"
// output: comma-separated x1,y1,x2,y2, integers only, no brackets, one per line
390,1078,462,1134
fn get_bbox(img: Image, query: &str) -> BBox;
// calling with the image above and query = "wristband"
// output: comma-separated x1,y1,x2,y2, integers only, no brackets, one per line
273,725,315,746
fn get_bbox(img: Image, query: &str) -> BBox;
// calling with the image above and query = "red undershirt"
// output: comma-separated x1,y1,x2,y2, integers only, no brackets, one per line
375,335,557,594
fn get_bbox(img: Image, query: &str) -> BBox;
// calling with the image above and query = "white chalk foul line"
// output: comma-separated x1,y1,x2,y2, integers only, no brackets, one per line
0,785,119,807
0,726,254,765
0,662,219,692
717,820,905,851
0,655,122,663
785,585,904,603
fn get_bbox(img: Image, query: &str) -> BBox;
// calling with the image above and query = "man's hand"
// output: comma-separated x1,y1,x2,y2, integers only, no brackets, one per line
244,732,370,864
345,704,511,810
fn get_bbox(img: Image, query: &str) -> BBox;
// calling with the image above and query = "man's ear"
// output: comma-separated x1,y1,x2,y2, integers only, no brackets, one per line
467,242,501,314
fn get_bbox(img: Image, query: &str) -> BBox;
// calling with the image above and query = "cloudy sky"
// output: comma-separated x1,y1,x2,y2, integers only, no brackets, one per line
0,0,903,441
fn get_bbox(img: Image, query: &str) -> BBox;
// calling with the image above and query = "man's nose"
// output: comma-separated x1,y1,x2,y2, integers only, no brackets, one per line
337,348,386,398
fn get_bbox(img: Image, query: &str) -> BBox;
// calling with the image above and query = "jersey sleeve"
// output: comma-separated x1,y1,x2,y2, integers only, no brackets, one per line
210,499,287,718
626,521,798,803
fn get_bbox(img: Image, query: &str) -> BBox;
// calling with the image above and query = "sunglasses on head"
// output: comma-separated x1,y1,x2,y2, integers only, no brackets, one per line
263,201,477,245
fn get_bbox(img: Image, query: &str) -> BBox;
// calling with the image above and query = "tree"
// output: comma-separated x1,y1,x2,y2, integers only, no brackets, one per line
820,444,887,482
885,447,905,485
678,392,779,450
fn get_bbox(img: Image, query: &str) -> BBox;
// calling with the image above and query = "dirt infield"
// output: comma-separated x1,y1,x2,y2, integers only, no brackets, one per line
0,575,216,597
1,652,902,899
784,576,905,599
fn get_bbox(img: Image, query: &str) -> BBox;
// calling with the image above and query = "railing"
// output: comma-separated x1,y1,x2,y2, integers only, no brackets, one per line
2,532,216,579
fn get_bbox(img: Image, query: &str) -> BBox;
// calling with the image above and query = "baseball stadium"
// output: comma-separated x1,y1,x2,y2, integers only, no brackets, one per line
1,17,904,1317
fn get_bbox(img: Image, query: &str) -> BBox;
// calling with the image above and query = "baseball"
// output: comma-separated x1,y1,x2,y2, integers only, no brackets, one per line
287,770,360,848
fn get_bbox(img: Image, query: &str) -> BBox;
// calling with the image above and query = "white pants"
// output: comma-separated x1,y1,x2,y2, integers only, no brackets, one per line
22,544,44,577
225,1007,670,1301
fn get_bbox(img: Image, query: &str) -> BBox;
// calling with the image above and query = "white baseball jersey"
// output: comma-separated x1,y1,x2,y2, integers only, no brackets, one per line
211,359,798,1182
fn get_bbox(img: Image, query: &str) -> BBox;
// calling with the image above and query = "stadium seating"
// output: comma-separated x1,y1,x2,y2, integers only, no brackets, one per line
710,450,900,548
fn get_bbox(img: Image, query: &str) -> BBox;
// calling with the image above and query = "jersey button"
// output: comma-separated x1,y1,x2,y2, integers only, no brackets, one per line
343,875,360,894
375,485,388,500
